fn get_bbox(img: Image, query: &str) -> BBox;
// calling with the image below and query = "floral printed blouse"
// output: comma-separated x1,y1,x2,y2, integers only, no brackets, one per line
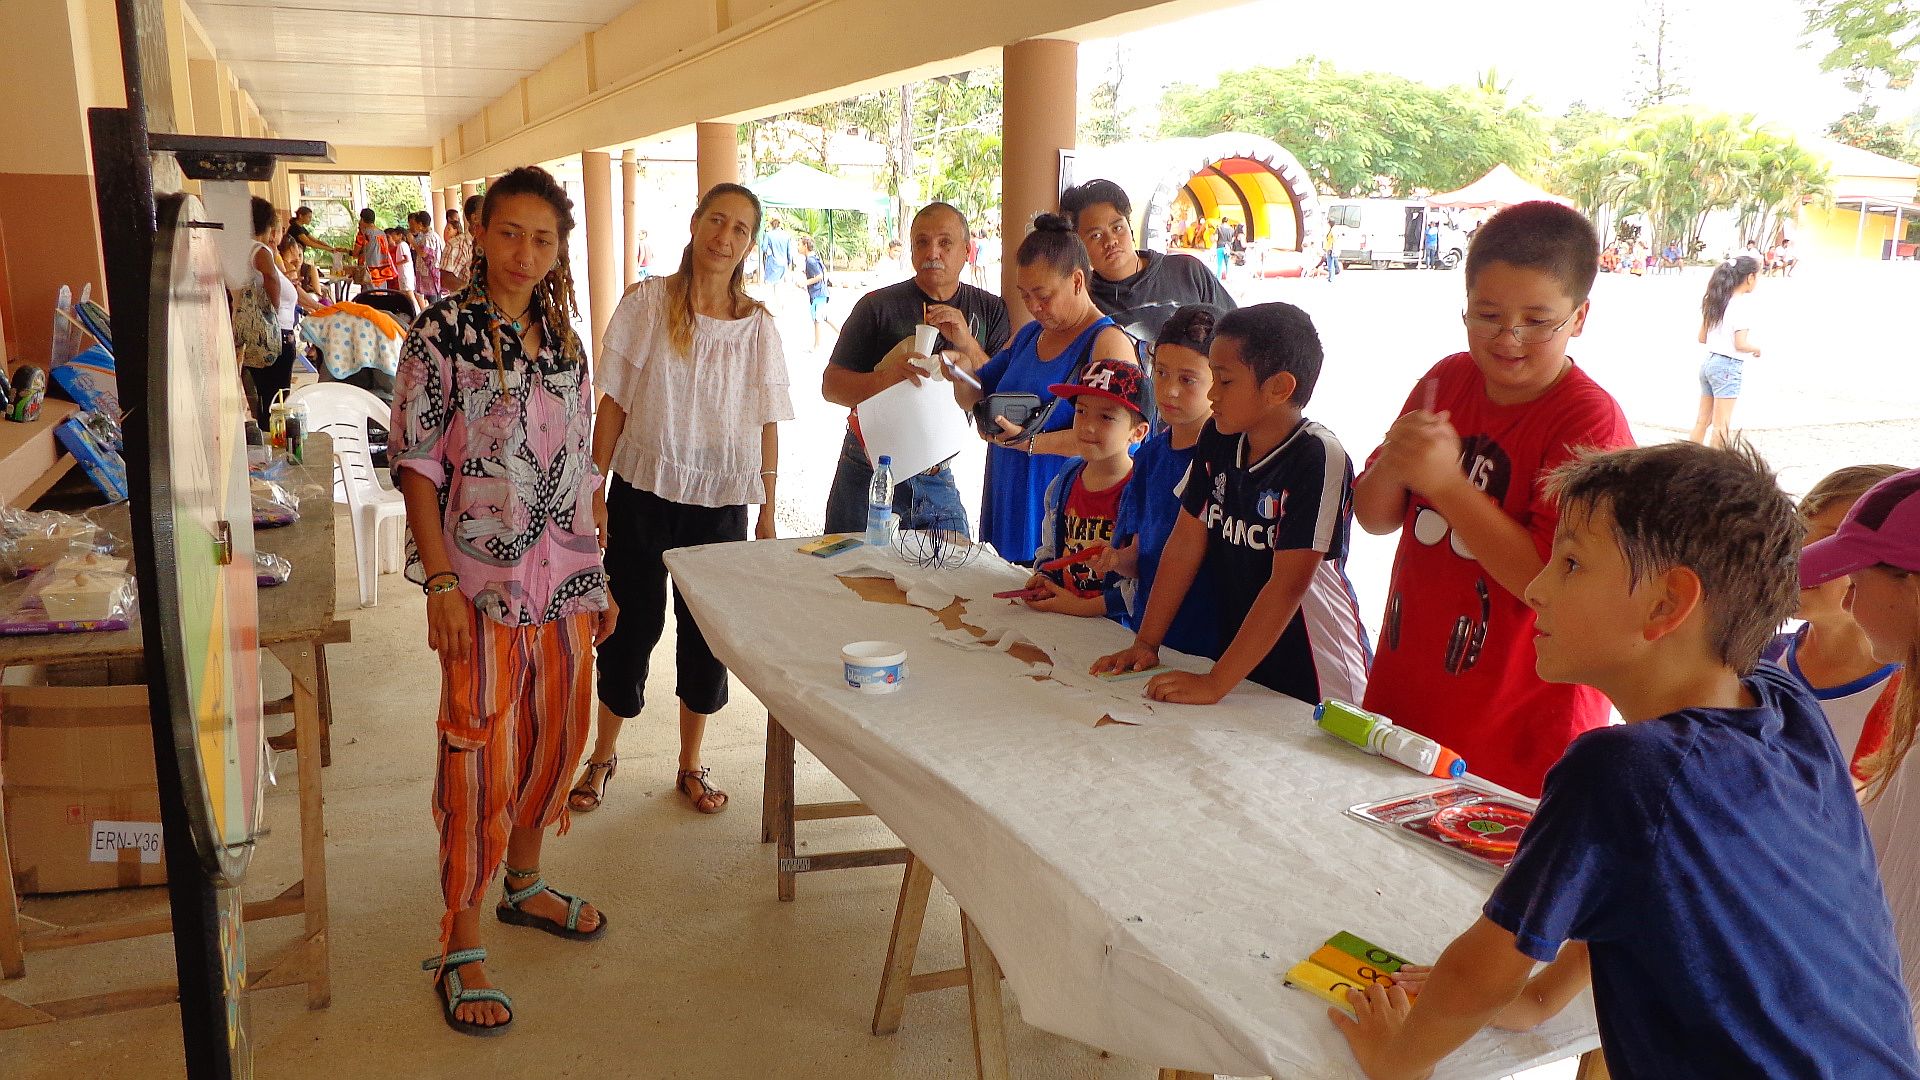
389,286,608,627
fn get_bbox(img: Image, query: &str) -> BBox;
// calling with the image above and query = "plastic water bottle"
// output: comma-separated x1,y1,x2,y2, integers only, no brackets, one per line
866,455,895,546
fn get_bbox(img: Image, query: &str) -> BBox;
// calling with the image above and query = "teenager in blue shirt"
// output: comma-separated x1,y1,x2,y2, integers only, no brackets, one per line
1094,304,1222,657
1335,441,1920,1080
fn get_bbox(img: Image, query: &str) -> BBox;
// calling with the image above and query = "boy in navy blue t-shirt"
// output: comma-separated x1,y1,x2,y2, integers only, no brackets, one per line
1092,303,1370,707
1335,442,1920,1080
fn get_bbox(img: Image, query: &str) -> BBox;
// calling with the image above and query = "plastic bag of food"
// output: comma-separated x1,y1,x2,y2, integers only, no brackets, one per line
0,564,135,635
255,551,292,587
252,477,301,528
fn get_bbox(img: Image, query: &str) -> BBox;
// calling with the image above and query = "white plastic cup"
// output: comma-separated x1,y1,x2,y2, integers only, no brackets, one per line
911,323,940,375
842,640,908,694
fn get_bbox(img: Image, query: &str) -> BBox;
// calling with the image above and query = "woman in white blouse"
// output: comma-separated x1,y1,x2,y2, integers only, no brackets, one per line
569,183,793,816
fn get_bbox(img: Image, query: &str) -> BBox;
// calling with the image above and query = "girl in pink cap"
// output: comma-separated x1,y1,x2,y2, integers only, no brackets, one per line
1800,465,1920,1035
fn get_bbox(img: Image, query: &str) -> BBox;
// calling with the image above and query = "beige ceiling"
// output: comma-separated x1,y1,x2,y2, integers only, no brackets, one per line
187,0,635,148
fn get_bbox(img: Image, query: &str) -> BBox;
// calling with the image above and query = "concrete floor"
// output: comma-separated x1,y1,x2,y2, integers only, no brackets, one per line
1,511,1189,1079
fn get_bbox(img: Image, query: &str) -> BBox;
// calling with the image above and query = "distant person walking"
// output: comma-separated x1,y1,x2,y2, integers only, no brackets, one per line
1213,216,1232,278
1689,255,1762,449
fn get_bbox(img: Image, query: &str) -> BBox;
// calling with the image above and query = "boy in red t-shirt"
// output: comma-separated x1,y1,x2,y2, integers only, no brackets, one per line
1353,202,1634,796
1025,356,1151,617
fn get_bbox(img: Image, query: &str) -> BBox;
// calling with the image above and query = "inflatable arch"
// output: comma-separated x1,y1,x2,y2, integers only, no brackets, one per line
1067,132,1322,253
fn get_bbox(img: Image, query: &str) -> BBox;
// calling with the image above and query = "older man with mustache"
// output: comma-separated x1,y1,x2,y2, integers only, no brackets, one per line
821,201,1012,535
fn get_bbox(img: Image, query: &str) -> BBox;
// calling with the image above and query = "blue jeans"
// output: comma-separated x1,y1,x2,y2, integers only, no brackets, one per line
1700,353,1744,398
1215,247,1229,276
824,431,970,536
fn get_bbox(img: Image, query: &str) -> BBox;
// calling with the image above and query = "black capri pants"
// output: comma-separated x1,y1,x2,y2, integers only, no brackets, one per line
596,475,747,718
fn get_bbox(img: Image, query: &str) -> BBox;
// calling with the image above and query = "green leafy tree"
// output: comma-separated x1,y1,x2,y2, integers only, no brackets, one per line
1803,0,1919,94
1631,0,1691,108
1553,108,1830,254
1082,46,1134,147
1825,103,1920,163
1157,60,1547,197
1552,101,1622,153
366,176,425,230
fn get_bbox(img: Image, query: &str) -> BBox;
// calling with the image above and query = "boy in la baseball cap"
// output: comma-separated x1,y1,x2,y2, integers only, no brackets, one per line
1020,356,1152,618
1798,465,1920,1031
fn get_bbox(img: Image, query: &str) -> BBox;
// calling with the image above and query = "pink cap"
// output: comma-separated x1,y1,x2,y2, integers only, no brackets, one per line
1800,467,1920,587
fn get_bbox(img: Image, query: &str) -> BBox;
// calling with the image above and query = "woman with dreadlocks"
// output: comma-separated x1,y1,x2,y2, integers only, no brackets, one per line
564,183,793,818
391,165,616,1035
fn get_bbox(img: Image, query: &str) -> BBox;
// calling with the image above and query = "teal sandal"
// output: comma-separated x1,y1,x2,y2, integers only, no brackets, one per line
422,948,513,1037
496,868,608,942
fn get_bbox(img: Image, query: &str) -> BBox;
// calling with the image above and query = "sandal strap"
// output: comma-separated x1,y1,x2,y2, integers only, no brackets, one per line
503,875,548,908
441,969,513,1015
422,947,487,972
679,767,717,795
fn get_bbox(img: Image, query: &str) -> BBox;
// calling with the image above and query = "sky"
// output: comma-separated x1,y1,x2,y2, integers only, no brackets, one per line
1077,0,1920,140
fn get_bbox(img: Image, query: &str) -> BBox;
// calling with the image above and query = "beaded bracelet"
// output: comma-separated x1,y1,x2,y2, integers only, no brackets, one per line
422,571,459,596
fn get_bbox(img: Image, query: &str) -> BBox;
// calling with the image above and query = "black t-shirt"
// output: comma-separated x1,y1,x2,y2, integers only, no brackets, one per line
286,222,312,246
1087,251,1237,318
827,278,1012,375
1175,418,1360,703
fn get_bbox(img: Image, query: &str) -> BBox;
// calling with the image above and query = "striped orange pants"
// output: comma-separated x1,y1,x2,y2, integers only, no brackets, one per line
432,608,595,934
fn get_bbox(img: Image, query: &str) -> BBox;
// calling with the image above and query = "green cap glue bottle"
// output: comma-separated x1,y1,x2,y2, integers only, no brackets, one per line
1314,699,1466,779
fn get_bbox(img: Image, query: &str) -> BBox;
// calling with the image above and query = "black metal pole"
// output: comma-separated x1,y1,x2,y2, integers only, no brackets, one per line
90,1,234,1076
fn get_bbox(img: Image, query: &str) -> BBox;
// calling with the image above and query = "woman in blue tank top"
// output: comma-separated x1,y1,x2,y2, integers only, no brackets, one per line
958,213,1139,563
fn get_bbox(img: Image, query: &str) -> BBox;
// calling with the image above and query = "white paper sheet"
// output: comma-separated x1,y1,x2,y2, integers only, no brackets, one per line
666,539,1600,1078
855,374,978,479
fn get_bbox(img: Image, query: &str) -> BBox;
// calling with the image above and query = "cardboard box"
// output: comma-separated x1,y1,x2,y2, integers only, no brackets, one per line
2,682,167,895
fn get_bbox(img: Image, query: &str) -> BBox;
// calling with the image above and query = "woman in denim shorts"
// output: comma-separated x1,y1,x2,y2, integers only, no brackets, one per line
1688,255,1762,448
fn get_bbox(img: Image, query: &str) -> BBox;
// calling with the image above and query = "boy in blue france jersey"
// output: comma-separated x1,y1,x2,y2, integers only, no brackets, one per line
1092,302,1369,706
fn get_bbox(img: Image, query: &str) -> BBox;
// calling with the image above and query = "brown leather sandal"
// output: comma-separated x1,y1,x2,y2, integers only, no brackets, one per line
567,755,617,813
676,766,729,814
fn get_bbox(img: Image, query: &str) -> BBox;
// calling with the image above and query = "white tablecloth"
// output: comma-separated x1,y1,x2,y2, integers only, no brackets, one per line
665,538,1599,1078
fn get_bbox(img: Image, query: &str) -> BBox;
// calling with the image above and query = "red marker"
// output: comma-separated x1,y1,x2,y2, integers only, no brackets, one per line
1037,544,1107,574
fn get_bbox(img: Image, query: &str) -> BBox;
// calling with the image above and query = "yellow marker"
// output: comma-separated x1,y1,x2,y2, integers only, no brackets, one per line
1307,945,1413,997
1284,960,1366,1016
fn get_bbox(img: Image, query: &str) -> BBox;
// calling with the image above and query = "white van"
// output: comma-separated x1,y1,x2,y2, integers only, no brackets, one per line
1325,199,1465,269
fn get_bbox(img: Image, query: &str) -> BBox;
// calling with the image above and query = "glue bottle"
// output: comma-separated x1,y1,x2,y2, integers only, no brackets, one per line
866,455,895,546
1315,699,1466,779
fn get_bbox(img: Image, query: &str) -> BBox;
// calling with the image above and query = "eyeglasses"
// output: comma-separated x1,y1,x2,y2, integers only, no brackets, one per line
1461,310,1577,345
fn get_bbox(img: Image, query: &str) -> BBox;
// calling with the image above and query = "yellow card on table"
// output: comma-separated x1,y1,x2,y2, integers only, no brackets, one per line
1284,960,1367,1016
1307,945,1412,997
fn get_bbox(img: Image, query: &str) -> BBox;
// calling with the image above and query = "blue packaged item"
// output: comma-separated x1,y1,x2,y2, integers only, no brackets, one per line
54,414,129,501
51,345,120,419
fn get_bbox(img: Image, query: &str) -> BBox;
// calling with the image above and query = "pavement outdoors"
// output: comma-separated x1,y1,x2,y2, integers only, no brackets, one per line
767,259,1920,643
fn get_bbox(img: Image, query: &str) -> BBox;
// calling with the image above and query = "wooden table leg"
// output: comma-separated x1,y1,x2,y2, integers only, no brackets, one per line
0,791,24,979
269,640,332,1009
1576,1048,1611,1080
962,912,1009,1080
769,718,798,902
872,854,935,1035
761,714,778,845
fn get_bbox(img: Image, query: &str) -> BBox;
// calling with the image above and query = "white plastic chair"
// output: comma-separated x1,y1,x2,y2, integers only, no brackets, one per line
286,382,406,607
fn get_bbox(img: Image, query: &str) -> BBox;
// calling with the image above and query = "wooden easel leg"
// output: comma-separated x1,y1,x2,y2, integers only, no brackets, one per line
1576,1049,1611,1080
270,640,332,1009
872,854,935,1035
0,803,23,979
961,913,1009,1080
769,718,797,902
760,714,778,844
1158,1071,1213,1079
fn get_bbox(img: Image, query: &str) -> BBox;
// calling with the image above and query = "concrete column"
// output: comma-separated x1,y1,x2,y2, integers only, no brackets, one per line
445,186,461,220
430,188,446,232
622,148,639,285
581,150,619,354
462,180,481,207
696,121,739,197
1000,38,1077,324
